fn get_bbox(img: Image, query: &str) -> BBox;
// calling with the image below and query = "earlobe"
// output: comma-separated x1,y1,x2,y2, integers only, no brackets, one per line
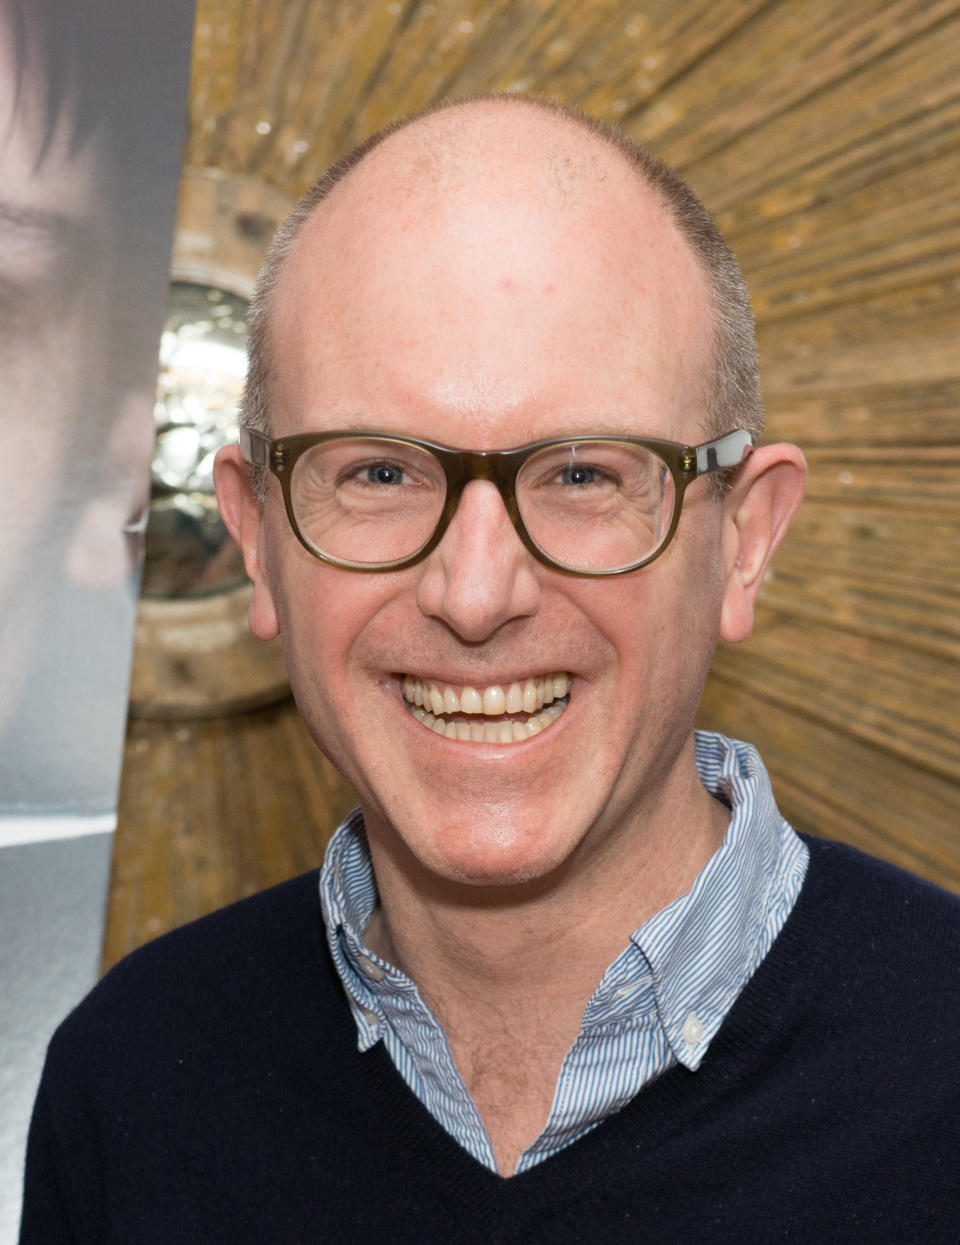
719,443,806,644
247,577,281,642
213,444,281,641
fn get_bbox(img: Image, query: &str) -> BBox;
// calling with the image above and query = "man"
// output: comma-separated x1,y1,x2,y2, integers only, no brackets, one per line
21,95,960,1242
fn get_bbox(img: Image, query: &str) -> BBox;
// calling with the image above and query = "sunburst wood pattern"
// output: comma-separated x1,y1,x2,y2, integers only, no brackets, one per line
106,0,960,969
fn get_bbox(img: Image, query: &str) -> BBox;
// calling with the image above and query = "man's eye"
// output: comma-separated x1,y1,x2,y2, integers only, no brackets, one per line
365,463,405,485
338,459,411,488
560,464,598,486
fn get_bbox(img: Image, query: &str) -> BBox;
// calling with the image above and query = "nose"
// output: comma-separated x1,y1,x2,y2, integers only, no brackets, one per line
415,480,542,642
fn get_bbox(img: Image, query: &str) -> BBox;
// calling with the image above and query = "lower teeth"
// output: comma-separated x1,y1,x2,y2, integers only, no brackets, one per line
407,697,568,742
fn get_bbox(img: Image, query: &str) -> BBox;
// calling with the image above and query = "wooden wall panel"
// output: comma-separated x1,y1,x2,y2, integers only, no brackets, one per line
105,705,358,971
107,0,960,968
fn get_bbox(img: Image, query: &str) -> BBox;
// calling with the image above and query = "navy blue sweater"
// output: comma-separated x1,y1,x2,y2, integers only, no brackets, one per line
20,838,960,1243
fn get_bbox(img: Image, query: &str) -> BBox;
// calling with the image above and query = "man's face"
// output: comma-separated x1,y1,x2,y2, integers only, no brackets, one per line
0,18,106,720
248,120,733,889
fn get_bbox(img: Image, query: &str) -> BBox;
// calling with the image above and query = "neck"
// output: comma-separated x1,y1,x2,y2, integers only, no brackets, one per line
368,776,727,1010
361,742,728,1173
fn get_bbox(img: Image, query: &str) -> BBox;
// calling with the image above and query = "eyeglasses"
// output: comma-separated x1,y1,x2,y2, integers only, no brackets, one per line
240,425,753,577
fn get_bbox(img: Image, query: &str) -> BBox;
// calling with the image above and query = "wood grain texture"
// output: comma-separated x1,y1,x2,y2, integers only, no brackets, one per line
108,0,960,967
104,703,357,971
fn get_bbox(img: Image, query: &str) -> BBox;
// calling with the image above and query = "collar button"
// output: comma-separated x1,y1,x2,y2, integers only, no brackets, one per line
682,1011,705,1046
358,954,387,981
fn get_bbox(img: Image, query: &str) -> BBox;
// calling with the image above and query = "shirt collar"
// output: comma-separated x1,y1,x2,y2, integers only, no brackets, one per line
319,731,806,1069
627,729,802,1069
319,809,390,1050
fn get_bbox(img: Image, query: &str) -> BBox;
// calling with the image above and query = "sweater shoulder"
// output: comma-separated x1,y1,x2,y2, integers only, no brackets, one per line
796,835,960,989
46,870,336,1073
106,868,325,988
803,834,960,921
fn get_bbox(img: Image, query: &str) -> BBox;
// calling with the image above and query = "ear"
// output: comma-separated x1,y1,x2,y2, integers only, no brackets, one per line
719,443,806,644
213,444,280,641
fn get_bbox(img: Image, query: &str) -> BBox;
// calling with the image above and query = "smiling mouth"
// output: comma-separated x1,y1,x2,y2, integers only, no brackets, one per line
402,673,571,743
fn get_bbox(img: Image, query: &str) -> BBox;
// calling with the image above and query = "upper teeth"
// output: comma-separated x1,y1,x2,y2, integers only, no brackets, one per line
403,673,569,716
402,673,571,743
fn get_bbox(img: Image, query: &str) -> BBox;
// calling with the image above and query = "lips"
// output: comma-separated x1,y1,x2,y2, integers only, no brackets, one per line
402,673,571,742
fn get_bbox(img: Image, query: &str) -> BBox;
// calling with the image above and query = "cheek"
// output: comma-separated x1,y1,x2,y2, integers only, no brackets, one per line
599,533,725,710
271,579,363,783
666,528,726,659
273,571,349,700
269,546,398,708
667,540,727,707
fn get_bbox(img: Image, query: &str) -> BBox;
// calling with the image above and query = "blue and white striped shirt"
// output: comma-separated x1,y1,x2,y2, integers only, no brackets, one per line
319,730,808,1173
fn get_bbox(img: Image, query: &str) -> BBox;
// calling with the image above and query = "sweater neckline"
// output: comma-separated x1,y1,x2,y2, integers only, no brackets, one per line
311,835,841,1214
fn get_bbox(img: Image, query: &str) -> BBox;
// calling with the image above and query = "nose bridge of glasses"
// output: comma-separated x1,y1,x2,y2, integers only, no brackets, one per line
433,448,525,551
438,447,520,505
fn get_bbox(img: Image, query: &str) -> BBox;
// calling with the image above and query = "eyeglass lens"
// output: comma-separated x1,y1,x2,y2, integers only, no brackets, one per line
288,436,677,571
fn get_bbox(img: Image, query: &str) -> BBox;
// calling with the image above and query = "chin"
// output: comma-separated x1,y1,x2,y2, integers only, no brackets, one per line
445,856,547,888
408,815,579,891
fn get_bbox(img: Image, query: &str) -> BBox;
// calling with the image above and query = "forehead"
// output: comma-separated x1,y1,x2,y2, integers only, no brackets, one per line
270,108,713,447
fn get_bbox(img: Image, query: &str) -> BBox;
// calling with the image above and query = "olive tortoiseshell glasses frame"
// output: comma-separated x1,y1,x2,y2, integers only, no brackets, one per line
239,425,754,577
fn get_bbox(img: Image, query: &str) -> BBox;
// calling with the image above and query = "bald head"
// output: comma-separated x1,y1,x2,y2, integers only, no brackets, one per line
315,99,636,214
242,95,761,492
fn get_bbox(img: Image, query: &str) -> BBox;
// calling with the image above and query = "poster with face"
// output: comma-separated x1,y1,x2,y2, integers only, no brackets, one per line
0,1,193,814
0,0,194,1231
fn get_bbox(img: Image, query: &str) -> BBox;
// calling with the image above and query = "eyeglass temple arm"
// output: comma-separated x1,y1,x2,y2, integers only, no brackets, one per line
694,429,754,475
239,426,271,467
